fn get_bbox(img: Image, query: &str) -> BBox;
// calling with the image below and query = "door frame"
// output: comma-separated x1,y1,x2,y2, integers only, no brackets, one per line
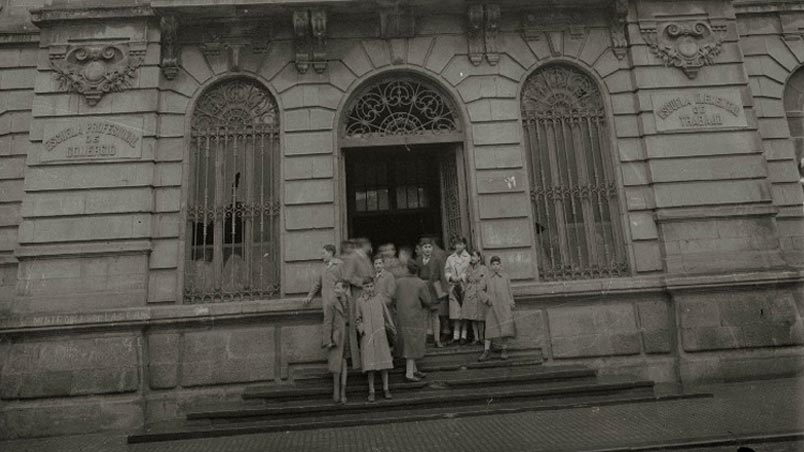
339,141,470,251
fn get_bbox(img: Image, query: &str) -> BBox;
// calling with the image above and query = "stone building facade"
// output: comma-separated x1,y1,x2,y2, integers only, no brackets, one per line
0,0,803,439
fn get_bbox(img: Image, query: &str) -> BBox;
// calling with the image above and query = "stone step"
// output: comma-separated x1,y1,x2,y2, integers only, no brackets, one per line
129,385,712,444
292,346,544,382
187,378,656,422
243,365,594,402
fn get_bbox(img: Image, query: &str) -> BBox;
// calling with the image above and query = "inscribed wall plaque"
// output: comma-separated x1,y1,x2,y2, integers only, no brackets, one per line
41,118,144,163
652,88,747,132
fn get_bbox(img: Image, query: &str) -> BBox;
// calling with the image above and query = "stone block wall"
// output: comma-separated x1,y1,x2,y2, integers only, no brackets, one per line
737,7,804,265
0,43,36,312
0,0,803,440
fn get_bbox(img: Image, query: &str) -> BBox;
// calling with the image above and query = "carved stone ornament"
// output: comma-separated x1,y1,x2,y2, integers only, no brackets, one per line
640,20,726,79
49,43,145,106
610,0,629,60
180,20,272,73
521,8,587,50
466,3,499,66
160,15,180,80
293,9,327,74
380,4,415,39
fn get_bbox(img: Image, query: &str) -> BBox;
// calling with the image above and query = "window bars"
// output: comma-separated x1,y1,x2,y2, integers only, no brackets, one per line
185,79,281,302
522,65,628,281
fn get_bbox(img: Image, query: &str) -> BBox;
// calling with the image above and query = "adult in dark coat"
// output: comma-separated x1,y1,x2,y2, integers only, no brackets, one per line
395,260,432,381
416,237,448,347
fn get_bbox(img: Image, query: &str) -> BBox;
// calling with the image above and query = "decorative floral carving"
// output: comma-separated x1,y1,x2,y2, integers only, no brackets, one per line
191,78,279,131
521,65,604,116
49,43,144,106
641,20,726,79
344,79,459,138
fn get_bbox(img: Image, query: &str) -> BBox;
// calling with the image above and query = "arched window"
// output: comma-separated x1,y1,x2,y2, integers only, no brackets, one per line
521,64,628,281
783,68,804,190
185,78,281,302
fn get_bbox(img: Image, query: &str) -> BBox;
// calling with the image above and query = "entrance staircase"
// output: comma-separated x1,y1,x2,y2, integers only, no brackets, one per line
128,345,708,443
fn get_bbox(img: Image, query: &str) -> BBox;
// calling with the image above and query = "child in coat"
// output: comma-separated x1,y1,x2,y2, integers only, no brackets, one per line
355,277,396,402
462,250,489,345
322,280,359,404
479,256,516,361
444,237,471,345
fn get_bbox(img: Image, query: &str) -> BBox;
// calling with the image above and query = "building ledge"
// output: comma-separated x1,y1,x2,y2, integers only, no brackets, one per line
1,268,802,335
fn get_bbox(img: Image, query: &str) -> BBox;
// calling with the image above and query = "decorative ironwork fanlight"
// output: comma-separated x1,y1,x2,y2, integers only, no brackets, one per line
343,78,460,141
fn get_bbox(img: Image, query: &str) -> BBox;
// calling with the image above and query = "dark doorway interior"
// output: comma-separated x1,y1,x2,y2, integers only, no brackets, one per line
346,145,447,251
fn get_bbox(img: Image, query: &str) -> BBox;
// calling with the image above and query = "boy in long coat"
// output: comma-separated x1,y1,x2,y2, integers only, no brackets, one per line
394,259,432,381
355,278,395,401
416,238,448,347
479,256,516,361
322,281,360,404
303,244,343,309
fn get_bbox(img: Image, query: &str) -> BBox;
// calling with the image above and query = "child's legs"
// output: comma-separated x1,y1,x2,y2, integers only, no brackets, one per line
478,321,485,340
332,373,340,400
367,371,375,393
405,359,415,378
381,370,389,391
484,338,492,351
431,311,441,344
452,319,461,340
340,360,348,393
460,320,468,339
471,321,480,341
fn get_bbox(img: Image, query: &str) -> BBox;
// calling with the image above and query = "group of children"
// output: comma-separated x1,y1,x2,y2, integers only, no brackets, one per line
305,236,517,404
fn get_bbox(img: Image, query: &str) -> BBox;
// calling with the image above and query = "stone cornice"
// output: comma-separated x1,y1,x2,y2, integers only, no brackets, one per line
29,4,154,25
733,0,804,14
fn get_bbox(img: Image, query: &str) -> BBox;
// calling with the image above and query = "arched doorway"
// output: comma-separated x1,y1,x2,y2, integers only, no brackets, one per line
340,75,467,251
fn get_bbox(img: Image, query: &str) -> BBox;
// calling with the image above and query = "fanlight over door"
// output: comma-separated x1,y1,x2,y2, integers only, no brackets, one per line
521,64,628,281
185,78,281,303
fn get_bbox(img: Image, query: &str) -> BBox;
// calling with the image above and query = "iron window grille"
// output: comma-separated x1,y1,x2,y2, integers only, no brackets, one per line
521,64,629,281
185,78,281,303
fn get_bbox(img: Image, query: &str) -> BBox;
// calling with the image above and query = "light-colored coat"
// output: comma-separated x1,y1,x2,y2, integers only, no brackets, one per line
484,271,516,339
394,275,433,359
322,292,361,372
356,293,395,372
462,263,489,321
445,250,471,319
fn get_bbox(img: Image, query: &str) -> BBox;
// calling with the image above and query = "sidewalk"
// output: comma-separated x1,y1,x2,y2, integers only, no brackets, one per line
2,377,803,452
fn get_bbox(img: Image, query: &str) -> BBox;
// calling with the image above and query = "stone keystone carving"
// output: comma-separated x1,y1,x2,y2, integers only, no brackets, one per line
49,43,145,106
640,20,726,79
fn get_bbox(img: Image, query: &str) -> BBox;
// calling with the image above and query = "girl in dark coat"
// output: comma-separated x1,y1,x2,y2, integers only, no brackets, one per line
394,260,432,381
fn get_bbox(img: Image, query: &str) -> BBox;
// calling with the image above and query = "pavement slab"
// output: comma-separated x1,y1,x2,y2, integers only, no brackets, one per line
1,377,802,452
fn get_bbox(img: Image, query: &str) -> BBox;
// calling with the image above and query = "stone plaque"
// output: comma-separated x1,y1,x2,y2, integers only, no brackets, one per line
41,118,144,163
652,88,747,132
